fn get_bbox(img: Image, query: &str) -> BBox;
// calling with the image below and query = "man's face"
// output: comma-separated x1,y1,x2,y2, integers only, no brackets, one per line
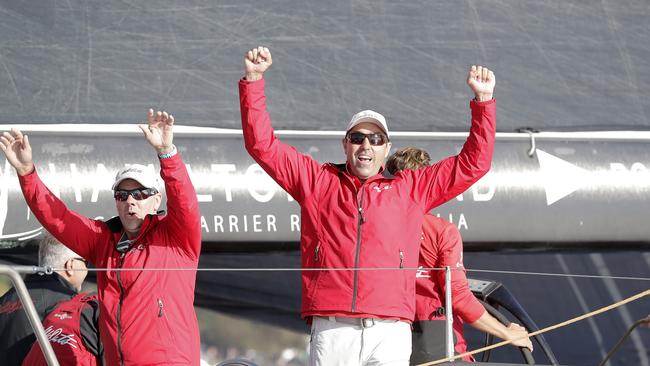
114,179,161,237
68,257,88,291
342,122,392,181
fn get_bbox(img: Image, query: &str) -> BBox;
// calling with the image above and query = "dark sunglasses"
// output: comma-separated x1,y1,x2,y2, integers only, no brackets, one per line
114,188,159,201
346,132,389,146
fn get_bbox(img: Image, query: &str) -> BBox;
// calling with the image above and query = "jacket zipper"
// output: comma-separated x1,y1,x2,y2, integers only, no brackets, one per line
116,251,126,366
399,249,404,269
351,189,365,312
314,244,320,262
158,298,164,317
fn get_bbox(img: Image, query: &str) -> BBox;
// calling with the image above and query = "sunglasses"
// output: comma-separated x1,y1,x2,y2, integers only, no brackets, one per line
346,132,389,146
114,188,159,201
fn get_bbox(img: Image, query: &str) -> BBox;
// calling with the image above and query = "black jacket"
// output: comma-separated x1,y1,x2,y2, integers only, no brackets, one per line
0,272,78,366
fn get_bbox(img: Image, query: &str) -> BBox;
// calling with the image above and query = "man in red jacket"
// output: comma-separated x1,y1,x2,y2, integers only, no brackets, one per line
386,147,533,364
1,109,202,365
22,292,102,366
0,232,88,366
240,46,496,365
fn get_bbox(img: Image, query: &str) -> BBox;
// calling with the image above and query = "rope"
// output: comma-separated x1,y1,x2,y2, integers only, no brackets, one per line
39,266,650,282
467,268,650,282
416,288,650,366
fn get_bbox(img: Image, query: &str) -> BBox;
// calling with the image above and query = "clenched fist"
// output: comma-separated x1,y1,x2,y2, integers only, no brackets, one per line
467,65,495,102
244,46,273,81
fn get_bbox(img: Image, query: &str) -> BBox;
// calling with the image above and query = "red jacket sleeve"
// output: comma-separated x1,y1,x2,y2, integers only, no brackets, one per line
239,78,321,204
18,168,106,264
428,217,485,323
410,99,496,211
159,153,202,259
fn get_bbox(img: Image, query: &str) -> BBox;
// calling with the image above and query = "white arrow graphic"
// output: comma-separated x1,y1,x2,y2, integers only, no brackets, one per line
536,149,590,206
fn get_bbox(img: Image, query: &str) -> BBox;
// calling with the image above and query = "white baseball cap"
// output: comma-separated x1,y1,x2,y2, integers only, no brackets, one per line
111,164,162,191
346,110,389,136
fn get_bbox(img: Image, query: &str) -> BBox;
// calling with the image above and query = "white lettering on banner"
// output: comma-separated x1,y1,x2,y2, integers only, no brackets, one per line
201,216,210,232
631,163,647,173
252,215,262,232
90,164,110,203
69,164,83,203
28,162,297,205
214,215,224,232
610,163,627,172
457,214,468,230
290,214,300,232
434,213,469,231
246,164,276,203
230,215,241,232
610,162,648,173
208,215,281,233
186,164,212,202
44,325,78,348
471,172,495,201
211,164,236,202
45,163,61,198
19,160,650,209
267,215,277,232
454,172,496,202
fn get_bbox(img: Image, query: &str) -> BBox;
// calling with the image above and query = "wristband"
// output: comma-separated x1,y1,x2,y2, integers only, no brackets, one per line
158,145,177,160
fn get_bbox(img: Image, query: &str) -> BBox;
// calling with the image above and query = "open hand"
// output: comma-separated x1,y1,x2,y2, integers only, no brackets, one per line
139,109,174,155
0,128,34,176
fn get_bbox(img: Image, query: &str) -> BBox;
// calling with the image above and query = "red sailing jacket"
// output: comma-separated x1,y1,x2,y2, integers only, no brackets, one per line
22,292,101,366
239,79,495,321
19,153,202,366
414,215,485,360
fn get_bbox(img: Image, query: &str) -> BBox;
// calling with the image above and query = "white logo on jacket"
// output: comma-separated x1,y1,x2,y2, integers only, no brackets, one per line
416,266,430,278
44,325,78,348
53,312,72,320
373,185,392,193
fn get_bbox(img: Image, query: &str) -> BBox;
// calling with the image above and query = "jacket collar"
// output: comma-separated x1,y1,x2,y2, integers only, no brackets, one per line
105,210,166,248
328,162,397,182
24,271,79,295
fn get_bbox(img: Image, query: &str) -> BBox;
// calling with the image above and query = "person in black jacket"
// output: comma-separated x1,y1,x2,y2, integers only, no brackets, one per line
0,232,88,366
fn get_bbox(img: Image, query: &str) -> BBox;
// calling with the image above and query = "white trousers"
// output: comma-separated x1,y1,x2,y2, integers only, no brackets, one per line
309,316,412,366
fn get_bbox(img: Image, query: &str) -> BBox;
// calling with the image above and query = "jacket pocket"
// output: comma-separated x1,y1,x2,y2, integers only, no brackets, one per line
306,242,326,296
155,296,177,349
314,243,321,263
157,298,164,317
399,249,409,296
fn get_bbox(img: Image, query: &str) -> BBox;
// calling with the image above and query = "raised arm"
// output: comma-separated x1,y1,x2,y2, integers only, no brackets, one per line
411,66,497,210
239,46,320,203
141,109,201,259
1,129,105,262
